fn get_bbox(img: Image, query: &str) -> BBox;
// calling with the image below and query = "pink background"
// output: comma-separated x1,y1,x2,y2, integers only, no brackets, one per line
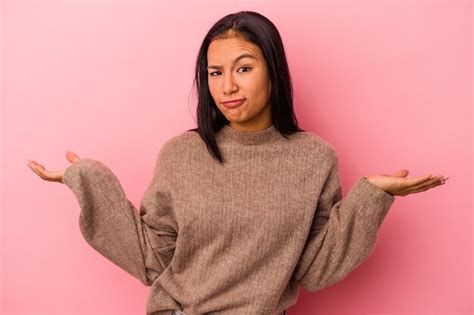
2,0,471,314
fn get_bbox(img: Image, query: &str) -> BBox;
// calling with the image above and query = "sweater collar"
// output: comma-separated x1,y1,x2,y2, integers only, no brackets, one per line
217,123,281,145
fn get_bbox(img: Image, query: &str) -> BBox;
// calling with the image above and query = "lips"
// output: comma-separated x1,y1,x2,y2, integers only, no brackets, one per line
222,99,245,108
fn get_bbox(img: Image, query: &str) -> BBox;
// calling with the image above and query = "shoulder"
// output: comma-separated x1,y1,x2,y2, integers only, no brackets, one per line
149,129,200,175
288,130,338,162
158,129,201,158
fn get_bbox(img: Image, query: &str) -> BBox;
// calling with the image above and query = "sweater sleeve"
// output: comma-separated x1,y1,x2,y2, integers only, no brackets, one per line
293,148,395,292
62,149,177,287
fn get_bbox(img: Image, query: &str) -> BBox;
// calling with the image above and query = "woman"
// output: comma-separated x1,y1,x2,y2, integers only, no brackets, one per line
27,11,448,315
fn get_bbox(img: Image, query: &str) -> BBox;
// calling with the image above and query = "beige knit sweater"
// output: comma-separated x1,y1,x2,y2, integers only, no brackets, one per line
62,124,395,315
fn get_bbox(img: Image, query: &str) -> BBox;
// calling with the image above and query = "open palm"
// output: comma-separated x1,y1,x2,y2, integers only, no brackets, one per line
26,151,81,184
366,169,449,196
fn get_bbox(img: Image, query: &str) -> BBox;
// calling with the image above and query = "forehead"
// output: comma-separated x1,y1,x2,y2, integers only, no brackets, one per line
207,37,262,62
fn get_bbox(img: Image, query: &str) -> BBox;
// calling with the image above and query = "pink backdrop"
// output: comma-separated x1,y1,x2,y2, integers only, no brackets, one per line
2,0,471,314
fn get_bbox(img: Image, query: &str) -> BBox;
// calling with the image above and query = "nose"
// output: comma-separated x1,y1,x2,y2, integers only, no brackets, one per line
222,73,238,95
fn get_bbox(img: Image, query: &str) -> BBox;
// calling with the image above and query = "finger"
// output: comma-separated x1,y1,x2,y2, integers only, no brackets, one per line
27,162,49,180
404,174,434,186
403,178,443,194
403,182,444,195
66,151,81,163
30,162,48,177
27,160,41,171
29,160,46,170
28,161,54,181
394,178,435,195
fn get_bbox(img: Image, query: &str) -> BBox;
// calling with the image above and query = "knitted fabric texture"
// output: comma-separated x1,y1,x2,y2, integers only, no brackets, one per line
62,124,395,315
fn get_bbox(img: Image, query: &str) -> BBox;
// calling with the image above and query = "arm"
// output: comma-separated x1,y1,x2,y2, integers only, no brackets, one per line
293,148,395,292
62,149,177,286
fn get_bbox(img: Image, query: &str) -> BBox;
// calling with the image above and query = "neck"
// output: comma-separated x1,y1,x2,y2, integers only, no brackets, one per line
228,121,273,132
217,123,281,145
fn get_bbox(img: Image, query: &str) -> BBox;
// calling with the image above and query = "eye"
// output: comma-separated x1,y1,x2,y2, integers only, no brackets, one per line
209,66,252,77
238,66,251,73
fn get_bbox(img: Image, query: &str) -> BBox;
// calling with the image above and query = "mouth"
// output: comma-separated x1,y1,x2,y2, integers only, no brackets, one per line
222,99,246,109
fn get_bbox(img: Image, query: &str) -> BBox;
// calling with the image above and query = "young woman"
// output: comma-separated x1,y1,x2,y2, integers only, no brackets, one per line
27,11,448,315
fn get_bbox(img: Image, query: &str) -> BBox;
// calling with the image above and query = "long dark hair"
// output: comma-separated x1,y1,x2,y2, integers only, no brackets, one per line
186,11,305,164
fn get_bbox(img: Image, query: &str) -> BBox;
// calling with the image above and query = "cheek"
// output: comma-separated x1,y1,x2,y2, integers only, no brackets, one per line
249,75,270,102
207,80,214,93
208,81,218,100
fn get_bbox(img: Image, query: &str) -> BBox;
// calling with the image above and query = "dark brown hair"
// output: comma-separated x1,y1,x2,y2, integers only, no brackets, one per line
187,11,304,164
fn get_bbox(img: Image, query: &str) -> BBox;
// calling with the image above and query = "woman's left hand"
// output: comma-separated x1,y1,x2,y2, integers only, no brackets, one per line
365,169,449,197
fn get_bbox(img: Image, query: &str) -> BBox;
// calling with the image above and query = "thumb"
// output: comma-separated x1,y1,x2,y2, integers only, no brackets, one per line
391,169,409,178
65,150,81,164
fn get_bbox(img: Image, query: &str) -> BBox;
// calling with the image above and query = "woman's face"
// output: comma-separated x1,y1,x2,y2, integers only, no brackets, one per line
207,36,272,131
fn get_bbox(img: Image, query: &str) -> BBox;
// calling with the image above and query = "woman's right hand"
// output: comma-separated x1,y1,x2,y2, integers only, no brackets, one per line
27,151,82,184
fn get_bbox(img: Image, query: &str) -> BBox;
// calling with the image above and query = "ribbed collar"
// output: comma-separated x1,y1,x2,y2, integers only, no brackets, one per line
217,124,281,145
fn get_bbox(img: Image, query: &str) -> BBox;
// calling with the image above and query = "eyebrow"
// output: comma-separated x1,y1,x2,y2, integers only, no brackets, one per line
207,53,256,70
